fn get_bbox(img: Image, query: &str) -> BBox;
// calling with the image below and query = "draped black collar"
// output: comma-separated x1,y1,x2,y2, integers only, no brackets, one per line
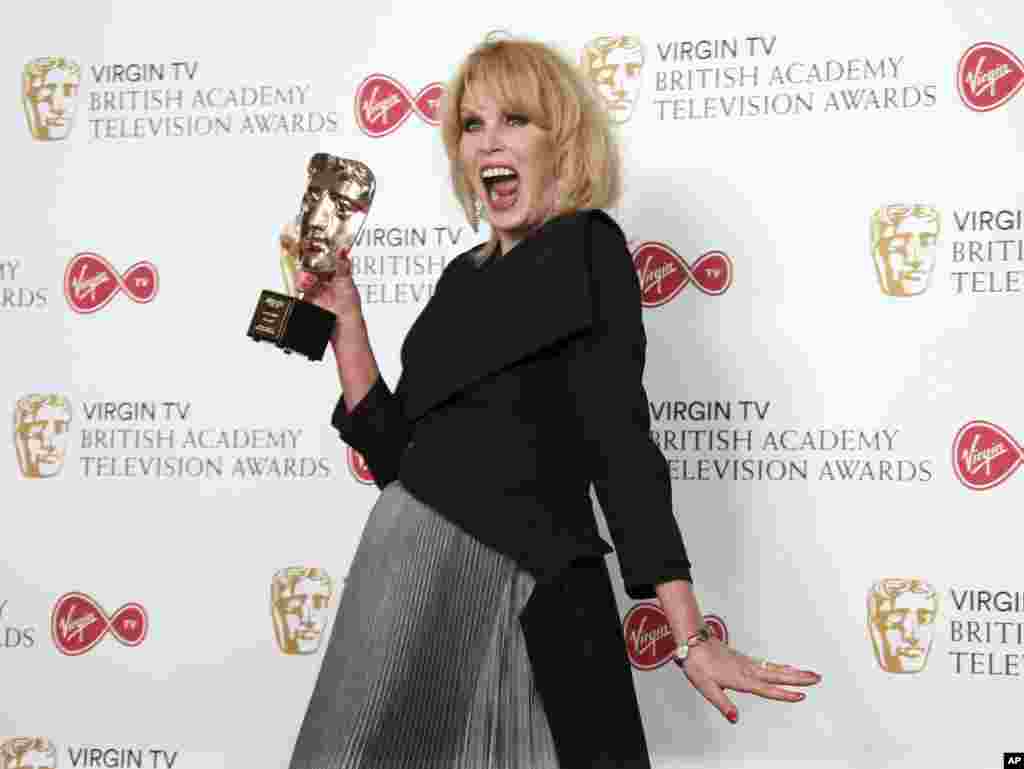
398,210,612,421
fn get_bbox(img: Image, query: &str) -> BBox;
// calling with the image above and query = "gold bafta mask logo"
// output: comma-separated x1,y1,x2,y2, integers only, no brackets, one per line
870,205,940,297
271,567,333,655
581,36,645,123
297,155,375,275
13,394,72,479
23,57,81,141
868,578,939,674
1,737,58,769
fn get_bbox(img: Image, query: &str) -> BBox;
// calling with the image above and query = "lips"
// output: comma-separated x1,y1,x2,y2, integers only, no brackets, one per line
304,237,329,254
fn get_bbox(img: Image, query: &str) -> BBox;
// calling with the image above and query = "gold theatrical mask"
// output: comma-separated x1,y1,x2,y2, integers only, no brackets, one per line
294,155,374,284
867,578,939,674
13,394,72,479
248,154,376,361
871,205,940,297
271,567,334,655
580,36,645,123
0,737,58,769
23,57,80,141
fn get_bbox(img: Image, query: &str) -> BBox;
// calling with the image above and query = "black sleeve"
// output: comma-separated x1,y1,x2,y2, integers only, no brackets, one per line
331,374,411,490
568,213,692,599
329,253,467,490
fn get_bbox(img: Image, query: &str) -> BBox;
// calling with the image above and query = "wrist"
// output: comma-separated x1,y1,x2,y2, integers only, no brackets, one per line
331,310,365,341
655,580,705,642
672,623,713,667
335,306,364,324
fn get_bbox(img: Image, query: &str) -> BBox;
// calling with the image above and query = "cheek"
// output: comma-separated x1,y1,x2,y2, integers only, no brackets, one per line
526,143,558,196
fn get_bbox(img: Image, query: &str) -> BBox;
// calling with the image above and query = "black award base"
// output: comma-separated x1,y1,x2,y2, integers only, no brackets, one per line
247,290,335,362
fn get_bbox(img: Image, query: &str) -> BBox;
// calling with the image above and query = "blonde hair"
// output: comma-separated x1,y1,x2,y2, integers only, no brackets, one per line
440,35,622,259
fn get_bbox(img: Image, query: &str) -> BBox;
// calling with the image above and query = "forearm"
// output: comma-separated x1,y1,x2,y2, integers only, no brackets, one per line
656,579,705,643
331,310,381,413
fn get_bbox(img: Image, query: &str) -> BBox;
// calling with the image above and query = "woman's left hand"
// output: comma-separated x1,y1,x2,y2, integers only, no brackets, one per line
676,639,821,724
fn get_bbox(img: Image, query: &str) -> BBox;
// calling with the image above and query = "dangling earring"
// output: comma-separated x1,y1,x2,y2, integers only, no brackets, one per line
469,195,483,231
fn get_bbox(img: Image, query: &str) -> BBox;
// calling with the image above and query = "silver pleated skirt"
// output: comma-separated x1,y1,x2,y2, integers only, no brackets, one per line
289,480,560,769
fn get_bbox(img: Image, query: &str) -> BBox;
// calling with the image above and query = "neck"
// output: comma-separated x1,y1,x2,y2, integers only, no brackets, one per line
497,234,521,254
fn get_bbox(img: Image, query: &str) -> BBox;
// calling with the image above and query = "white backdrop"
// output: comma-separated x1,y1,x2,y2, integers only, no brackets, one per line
2,1,1023,768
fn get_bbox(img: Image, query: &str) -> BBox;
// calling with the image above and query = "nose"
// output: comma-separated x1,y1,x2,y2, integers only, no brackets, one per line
480,120,504,153
52,86,65,113
901,617,920,644
611,69,627,96
309,197,331,230
906,237,923,267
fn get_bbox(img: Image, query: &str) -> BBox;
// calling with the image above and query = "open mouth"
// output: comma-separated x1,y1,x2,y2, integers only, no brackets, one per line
481,166,519,212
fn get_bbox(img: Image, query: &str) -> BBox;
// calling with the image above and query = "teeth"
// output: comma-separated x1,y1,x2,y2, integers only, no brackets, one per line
481,166,517,180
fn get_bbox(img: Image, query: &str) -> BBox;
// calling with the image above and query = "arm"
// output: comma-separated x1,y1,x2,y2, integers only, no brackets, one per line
318,249,467,488
296,262,410,491
568,213,692,599
570,215,821,722
332,310,380,415
329,310,412,490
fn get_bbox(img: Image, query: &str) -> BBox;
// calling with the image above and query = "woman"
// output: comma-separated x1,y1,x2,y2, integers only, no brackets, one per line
288,36,821,769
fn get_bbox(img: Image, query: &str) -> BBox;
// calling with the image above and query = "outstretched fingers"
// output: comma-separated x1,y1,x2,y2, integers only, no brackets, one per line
744,658,821,701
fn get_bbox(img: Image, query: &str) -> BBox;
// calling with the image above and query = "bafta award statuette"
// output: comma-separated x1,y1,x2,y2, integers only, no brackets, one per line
247,154,375,361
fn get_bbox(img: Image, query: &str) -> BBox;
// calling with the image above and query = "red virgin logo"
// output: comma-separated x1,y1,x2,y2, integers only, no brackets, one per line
50,592,149,656
354,74,444,138
63,252,158,314
348,446,374,484
623,604,728,670
631,242,732,307
953,421,1023,490
957,42,1024,112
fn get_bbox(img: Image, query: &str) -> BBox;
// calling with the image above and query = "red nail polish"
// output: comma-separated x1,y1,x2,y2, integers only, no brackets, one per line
726,711,738,724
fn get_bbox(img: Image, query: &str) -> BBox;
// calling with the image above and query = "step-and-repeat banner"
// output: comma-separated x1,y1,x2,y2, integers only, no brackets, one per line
3,1,1022,767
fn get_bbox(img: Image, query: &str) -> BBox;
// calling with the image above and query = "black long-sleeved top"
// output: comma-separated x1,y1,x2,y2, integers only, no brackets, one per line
332,210,691,599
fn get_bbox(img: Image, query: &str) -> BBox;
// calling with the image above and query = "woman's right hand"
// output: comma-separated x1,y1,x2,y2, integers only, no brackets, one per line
296,248,363,325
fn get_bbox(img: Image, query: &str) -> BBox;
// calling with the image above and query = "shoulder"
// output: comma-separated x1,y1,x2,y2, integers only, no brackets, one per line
571,211,636,290
540,209,628,249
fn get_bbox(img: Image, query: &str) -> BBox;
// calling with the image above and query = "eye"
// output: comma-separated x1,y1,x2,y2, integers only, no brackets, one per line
462,115,481,132
505,113,529,127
